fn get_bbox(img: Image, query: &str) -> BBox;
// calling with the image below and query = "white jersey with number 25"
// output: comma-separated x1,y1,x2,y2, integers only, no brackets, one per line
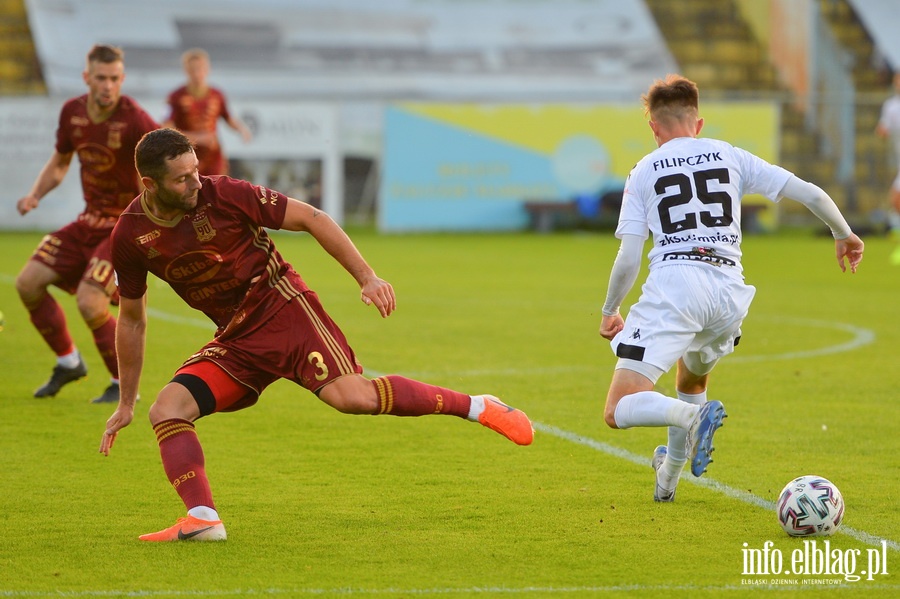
617,136,791,277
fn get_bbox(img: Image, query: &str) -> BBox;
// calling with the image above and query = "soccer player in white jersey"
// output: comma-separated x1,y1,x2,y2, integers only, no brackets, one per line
598,74,864,502
876,72,900,238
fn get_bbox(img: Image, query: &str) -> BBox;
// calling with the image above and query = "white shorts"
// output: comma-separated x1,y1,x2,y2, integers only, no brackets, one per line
611,263,756,382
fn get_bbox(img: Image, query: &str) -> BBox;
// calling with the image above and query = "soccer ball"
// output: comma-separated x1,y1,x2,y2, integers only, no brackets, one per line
776,475,844,537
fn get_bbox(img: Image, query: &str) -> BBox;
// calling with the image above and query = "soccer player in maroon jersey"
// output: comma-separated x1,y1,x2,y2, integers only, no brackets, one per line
162,48,251,176
99,128,533,541
15,44,159,404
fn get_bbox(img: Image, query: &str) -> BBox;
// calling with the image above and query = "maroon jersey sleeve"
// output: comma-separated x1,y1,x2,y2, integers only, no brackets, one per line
209,176,288,230
110,201,151,300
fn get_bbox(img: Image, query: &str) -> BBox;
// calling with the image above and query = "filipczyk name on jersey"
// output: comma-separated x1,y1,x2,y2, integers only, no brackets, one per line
652,152,723,172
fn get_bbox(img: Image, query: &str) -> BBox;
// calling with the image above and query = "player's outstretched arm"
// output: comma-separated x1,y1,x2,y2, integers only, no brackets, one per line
779,176,863,273
99,295,146,455
16,150,73,215
281,198,397,317
599,234,643,340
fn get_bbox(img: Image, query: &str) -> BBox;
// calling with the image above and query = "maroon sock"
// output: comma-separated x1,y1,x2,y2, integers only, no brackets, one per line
371,375,471,417
88,312,118,377
27,293,73,356
153,419,215,511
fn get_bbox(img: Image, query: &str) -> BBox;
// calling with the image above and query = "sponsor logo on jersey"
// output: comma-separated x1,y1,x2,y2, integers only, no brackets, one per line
256,186,279,207
136,230,161,245
76,142,116,172
165,250,223,283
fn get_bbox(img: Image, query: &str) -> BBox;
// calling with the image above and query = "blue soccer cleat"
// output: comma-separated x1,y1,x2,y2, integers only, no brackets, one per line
685,400,726,477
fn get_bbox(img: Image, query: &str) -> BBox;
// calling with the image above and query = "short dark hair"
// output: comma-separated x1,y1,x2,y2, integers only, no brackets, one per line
641,74,699,123
86,44,124,66
135,128,195,182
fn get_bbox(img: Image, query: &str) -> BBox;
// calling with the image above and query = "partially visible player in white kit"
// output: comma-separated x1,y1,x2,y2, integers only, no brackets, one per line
876,72,900,238
598,74,864,502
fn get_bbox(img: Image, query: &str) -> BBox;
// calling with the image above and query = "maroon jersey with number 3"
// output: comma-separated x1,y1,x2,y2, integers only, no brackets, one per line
111,175,309,336
56,94,158,222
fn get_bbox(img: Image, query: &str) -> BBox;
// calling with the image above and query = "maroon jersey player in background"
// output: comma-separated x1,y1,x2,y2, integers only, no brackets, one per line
15,44,158,404
99,128,533,542
162,48,251,176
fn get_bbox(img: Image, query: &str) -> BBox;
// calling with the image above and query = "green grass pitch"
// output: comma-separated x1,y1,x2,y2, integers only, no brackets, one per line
0,228,897,598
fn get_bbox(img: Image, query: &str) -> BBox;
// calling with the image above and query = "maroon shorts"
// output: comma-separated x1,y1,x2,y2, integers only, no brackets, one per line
175,290,363,415
30,219,117,298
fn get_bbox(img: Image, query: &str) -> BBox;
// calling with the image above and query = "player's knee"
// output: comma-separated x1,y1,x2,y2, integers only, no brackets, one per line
147,400,169,425
319,376,379,415
603,411,619,429
148,386,199,425
603,403,620,429
75,290,109,322
14,271,41,302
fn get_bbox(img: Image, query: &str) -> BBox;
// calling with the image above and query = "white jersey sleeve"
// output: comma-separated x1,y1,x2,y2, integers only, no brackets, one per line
616,137,791,276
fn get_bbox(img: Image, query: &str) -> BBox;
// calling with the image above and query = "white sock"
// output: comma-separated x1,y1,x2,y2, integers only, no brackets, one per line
188,506,220,522
57,349,81,369
667,391,707,461
467,395,485,421
658,391,707,489
613,391,699,429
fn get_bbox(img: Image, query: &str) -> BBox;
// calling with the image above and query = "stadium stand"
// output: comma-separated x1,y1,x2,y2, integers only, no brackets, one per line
824,0,896,223
0,0,45,95
645,0,895,228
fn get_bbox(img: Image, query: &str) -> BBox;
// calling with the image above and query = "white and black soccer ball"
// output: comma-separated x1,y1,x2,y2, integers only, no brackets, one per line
776,475,845,537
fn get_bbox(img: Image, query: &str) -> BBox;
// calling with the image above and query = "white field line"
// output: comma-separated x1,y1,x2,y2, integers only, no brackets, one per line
533,422,899,553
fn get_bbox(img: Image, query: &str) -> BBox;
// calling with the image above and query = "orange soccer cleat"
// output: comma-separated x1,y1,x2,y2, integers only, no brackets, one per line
477,395,534,446
139,515,227,542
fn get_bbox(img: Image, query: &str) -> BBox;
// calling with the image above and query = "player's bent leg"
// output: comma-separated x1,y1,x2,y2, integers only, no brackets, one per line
651,445,676,502
676,355,713,393
16,261,86,397
142,383,221,541
318,375,533,445
603,366,658,429
76,282,120,399
15,259,59,304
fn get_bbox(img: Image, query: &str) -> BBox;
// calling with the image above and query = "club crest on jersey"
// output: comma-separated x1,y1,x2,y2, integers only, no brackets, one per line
191,213,216,242
107,128,121,150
